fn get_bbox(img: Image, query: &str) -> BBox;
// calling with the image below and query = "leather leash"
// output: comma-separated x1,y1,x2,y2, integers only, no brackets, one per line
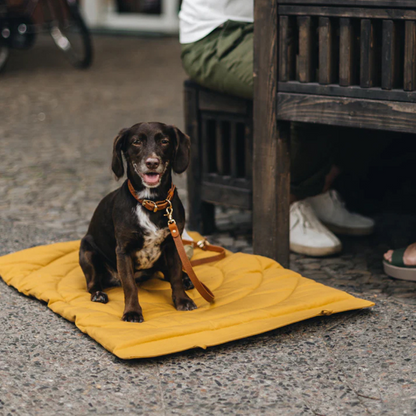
128,180,224,303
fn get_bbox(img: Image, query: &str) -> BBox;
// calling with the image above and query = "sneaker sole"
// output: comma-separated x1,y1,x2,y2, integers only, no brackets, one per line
323,222,375,236
290,242,342,257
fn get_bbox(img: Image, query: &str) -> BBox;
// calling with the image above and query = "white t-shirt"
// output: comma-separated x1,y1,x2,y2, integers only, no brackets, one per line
179,0,254,44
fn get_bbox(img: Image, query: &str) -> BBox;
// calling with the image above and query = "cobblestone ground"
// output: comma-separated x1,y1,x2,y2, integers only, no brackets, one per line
0,34,415,415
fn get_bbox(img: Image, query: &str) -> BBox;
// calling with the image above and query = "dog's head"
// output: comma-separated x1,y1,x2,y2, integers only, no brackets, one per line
111,122,190,188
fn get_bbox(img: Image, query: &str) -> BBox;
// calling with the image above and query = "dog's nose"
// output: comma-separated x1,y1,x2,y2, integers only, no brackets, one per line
145,157,160,170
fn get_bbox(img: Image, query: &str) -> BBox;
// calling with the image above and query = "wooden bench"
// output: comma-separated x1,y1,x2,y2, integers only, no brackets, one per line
185,0,416,268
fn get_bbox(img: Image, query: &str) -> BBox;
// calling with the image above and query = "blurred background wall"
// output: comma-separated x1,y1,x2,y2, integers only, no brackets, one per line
81,0,180,34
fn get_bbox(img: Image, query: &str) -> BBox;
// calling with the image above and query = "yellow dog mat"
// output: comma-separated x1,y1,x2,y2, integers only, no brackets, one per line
0,236,373,359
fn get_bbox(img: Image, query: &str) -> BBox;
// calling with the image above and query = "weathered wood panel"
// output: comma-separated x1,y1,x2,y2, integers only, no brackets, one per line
279,16,290,82
200,119,211,174
280,0,416,7
279,6,416,20
382,20,399,90
319,17,334,84
360,19,376,88
215,122,224,175
199,90,248,114
279,16,296,82
278,81,416,103
203,172,252,189
201,183,252,210
230,122,238,178
277,93,416,133
244,122,253,180
254,0,289,266
297,16,314,83
404,21,416,91
339,18,355,86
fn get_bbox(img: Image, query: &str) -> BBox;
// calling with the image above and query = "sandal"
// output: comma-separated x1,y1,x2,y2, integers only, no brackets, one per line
383,247,416,281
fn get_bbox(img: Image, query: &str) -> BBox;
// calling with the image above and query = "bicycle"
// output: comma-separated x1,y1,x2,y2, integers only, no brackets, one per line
0,0,93,72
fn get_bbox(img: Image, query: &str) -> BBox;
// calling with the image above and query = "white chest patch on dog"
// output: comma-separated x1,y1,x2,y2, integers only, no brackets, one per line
134,204,169,270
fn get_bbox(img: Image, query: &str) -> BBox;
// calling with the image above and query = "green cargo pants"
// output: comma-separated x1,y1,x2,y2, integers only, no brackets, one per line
181,21,383,200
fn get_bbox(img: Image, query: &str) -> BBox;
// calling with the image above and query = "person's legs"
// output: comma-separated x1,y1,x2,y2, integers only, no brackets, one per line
290,123,335,200
181,21,253,100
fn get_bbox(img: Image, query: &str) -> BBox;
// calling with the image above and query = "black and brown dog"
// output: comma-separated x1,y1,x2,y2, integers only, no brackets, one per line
79,122,196,323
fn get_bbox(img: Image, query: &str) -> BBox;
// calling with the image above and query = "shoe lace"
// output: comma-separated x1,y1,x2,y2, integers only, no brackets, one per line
328,189,346,209
291,201,321,231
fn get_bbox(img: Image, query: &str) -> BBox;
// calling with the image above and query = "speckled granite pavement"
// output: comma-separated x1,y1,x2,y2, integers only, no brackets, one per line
0,35,415,416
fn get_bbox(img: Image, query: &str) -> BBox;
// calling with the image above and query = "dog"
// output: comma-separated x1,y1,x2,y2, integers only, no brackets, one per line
79,122,196,323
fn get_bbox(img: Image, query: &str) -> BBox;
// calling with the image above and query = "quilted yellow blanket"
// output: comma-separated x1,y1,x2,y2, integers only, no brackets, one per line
0,236,373,359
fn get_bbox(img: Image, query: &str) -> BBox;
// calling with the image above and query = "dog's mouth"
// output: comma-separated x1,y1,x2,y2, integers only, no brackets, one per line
140,172,161,187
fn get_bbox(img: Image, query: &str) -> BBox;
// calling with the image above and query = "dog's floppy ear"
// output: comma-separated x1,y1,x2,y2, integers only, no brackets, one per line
112,128,129,179
170,126,190,174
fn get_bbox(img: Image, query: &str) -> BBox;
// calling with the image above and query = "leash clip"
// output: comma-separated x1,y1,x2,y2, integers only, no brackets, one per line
164,200,176,224
197,239,209,250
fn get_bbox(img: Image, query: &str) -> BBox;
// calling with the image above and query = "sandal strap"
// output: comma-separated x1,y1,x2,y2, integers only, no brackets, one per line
390,247,407,267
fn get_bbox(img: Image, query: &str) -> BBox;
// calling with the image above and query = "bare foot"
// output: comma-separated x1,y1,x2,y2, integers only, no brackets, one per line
384,242,416,266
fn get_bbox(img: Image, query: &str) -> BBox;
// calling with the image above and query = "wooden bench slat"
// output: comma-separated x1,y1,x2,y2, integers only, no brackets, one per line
244,123,253,180
199,90,248,114
279,16,290,82
230,122,238,179
382,20,399,90
201,119,211,175
278,81,416,103
277,93,416,133
339,18,355,86
215,121,224,176
280,1,416,7
360,19,376,88
404,21,416,91
279,5,416,20
319,17,334,84
297,16,314,83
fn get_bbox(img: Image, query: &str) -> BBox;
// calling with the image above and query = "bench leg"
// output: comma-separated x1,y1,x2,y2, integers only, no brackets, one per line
253,121,290,268
184,83,202,232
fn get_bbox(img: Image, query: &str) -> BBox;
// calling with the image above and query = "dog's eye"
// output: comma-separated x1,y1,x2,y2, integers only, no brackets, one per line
133,138,142,146
161,138,170,145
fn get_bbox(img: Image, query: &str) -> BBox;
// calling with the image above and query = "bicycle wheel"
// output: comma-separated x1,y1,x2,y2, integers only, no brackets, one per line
47,0,93,69
0,38,9,72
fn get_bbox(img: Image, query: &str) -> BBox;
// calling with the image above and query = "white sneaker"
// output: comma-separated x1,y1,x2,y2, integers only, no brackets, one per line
290,200,342,257
306,190,375,236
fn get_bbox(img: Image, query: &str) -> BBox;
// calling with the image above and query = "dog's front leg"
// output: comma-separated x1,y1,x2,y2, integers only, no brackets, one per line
116,246,144,322
164,243,197,311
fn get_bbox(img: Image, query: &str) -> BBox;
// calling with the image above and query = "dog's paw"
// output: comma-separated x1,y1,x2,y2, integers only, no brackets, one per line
174,297,197,311
91,291,108,303
122,311,144,323
182,273,194,291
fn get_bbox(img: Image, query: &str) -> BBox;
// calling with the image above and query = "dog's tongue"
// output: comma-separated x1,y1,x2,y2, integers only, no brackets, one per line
143,173,160,185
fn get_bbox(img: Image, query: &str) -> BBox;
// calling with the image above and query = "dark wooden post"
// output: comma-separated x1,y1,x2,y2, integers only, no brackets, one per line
253,0,290,268
184,83,202,232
